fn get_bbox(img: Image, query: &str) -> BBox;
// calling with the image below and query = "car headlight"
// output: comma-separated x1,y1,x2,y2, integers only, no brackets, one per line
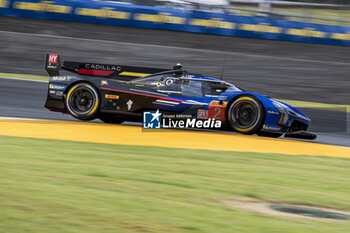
272,101,290,125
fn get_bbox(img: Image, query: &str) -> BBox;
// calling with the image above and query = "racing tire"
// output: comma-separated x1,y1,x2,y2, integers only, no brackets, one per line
65,83,100,121
228,96,264,135
257,131,283,138
99,115,124,124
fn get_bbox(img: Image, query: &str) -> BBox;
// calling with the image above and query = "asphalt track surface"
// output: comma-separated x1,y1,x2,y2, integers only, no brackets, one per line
0,16,348,147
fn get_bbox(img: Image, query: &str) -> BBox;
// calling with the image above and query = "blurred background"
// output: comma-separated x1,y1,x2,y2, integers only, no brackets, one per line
102,0,350,26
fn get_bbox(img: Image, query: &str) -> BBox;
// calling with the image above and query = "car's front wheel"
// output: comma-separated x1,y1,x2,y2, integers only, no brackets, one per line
65,83,100,120
228,96,264,134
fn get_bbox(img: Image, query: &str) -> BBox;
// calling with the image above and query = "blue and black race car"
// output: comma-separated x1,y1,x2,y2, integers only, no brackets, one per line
45,54,316,140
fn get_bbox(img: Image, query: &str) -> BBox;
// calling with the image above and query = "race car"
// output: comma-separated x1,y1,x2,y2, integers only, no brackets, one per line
44,54,316,140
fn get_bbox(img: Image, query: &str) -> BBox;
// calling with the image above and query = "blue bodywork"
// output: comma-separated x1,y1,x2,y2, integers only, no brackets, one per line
130,73,311,134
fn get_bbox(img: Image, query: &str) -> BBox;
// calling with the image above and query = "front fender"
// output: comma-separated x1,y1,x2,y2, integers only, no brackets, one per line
221,91,310,132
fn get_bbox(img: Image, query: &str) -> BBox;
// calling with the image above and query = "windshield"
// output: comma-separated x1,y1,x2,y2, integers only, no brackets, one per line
133,72,243,94
225,84,242,92
209,80,242,93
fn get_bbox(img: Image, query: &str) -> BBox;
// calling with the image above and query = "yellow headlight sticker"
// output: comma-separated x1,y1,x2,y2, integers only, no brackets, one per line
105,94,119,99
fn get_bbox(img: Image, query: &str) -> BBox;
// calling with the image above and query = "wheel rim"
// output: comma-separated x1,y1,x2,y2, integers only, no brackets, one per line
231,100,260,129
69,87,96,115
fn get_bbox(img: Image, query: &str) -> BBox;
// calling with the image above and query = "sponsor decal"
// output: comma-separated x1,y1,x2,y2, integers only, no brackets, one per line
101,80,108,86
126,99,133,111
240,23,282,34
143,110,222,129
52,76,71,81
49,89,63,97
331,33,350,40
190,18,235,29
197,109,208,119
105,94,119,99
49,84,66,91
134,12,186,25
13,1,72,14
218,95,228,101
143,110,162,129
267,110,280,115
263,124,281,131
208,101,228,121
285,27,326,38
56,91,63,96
75,7,131,20
85,64,121,71
0,0,9,8
48,54,58,63
208,100,228,107
165,78,175,86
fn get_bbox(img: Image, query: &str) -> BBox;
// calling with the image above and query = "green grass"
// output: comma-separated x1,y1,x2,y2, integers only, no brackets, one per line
1,136,350,233
0,72,48,81
277,99,350,112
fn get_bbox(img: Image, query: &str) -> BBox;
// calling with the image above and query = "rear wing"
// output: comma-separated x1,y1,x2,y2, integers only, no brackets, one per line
45,54,169,79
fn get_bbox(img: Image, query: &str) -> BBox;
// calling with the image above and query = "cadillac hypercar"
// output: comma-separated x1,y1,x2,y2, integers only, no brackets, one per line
44,54,316,140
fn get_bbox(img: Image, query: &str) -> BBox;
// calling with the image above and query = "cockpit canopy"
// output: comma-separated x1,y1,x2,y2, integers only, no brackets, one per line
133,71,242,97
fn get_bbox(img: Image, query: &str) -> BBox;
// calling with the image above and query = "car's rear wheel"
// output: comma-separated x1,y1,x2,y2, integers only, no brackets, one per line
99,115,124,124
65,83,100,120
228,96,264,134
